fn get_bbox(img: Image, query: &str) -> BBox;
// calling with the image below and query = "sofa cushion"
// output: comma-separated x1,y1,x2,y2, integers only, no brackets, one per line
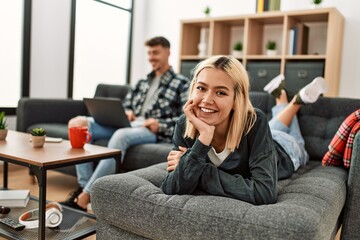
121,143,173,172
94,84,131,99
92,161,347,240
249,91,275,120
248,93,360,161
96,220,148,239
298,96,360,161
27,123,69,140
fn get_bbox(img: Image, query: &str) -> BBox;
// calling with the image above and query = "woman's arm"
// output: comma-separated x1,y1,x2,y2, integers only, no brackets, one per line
198,110,278,205
161,115,212,195
162,109,278,205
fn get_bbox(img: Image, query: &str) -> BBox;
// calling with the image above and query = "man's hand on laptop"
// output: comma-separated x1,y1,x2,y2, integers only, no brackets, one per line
125,110,136,121
143,118,159,133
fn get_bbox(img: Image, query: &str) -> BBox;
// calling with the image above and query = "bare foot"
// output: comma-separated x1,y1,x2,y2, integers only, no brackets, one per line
276,90,288,105
75,192,90,209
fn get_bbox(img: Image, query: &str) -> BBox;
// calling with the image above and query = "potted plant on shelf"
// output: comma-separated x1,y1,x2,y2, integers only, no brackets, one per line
30,127,46,148
266,40,277,56
310,0,323,8
232,41,243,58
204,6,211,17
0,111,8,141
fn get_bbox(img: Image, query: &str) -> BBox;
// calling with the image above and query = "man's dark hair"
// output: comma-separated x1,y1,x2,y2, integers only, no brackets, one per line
145,36,170,48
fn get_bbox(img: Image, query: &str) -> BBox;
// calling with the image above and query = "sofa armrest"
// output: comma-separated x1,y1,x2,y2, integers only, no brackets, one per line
341,131,360,239
16,98,87,132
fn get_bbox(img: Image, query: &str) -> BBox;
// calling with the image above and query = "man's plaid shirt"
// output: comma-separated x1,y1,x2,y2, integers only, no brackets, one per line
123,67,190,143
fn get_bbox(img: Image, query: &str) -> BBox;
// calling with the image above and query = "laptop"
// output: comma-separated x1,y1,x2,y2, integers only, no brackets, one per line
83,97,131,128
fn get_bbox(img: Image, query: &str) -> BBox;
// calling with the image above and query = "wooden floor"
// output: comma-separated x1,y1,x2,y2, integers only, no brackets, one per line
0,163,96,239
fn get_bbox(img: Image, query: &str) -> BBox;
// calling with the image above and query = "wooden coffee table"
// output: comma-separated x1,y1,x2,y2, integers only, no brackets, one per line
0,130,121,240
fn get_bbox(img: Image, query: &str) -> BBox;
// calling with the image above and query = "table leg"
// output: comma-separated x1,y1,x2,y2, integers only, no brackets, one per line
3,161,8,189
30,166,47,240
115,152,122,173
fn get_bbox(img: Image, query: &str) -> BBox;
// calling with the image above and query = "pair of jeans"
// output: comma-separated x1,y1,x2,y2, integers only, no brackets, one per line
76,117,157,194
268,104,309,171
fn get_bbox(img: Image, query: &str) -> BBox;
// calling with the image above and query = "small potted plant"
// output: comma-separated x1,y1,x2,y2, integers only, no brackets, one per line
266,40,277,56
0,111,8,141
310,0,323,8
204,6,211,17
232,41,243,58
30,127,47,148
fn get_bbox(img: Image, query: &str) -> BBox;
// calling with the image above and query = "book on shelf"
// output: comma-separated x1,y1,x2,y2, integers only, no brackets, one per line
293,27,298,55
295,23,309,54
264,0,269,11
256,0,264,13
257,0,280,12
288,24,309,55
269,0,281,11
0,190,30,207
288,28,295,55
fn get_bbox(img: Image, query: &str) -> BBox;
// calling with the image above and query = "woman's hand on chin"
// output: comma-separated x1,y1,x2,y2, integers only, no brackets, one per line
183,99,214,145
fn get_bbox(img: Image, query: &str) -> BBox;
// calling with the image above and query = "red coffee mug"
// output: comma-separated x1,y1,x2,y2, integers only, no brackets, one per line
68,127,92,148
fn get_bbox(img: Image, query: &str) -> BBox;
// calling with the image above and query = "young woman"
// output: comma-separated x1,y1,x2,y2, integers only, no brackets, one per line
161,55,326,205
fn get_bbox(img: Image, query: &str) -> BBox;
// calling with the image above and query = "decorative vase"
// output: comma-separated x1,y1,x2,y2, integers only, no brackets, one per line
266,49,277,56
32,135,46,148
198,42,207,57
0,129,8,140
232,50,243,58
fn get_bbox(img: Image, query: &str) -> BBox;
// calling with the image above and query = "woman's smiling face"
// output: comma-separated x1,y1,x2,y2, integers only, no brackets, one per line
191,68,235,130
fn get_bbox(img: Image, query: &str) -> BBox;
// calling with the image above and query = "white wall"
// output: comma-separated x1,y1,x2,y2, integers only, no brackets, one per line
130,0,257,85
28,0,359,100
131,0,360,99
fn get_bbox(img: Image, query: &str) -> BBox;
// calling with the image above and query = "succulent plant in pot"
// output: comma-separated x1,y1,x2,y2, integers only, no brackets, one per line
232,41,243,58
30,127,47,148
30,127,46,136
0,111,8,140
266,40,277,56
310,0,323,8
204,6,211,17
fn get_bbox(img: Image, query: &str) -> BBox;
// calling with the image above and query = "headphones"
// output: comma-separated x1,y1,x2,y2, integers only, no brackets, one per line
19,202,63,229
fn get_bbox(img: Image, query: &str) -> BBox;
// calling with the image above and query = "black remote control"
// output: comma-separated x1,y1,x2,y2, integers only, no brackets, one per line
0,218,25,231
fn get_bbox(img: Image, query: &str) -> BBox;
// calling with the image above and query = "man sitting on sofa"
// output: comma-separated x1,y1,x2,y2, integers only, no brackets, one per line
61,36,190,211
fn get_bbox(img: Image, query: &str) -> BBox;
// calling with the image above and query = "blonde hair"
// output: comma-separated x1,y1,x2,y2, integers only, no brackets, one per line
184,55,256,151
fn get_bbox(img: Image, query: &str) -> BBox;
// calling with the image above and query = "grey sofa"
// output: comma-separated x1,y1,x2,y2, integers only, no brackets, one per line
16,84,172,175
91,92,360,240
